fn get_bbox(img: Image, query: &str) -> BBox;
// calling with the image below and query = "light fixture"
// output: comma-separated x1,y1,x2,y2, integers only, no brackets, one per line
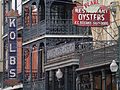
110,60,118,72
56,69,63,79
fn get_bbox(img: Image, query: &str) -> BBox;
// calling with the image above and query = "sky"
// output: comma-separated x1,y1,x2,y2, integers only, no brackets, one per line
12,0,22,14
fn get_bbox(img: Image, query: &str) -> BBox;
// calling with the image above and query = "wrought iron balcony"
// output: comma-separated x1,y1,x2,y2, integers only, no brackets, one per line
46,19,91,35
47,40,118,67
78,41,118,69
22,19,91,42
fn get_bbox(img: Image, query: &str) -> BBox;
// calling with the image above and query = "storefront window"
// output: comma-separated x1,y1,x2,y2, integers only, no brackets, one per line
106,74,112,90
81,74,91,90
94,74,102,90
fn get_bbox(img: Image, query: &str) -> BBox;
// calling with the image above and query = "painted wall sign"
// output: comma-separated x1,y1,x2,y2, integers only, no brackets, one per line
73,5,110,27
8,18,17,79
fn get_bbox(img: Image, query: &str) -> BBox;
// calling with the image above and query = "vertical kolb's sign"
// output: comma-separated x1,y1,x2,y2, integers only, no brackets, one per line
8,18,17,79
6,9,19,79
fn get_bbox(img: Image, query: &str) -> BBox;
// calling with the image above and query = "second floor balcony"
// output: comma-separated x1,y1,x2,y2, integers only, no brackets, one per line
46,40,118,71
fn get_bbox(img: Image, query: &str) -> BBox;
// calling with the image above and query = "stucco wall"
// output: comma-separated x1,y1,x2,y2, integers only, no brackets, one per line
91,0,120,41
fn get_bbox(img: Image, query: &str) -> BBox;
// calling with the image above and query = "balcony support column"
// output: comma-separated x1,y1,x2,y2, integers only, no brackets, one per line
29,6,32,28
64,67,68,90
23,6,25,28
102,69,106,90
15,0,17,12
22,47,25,86
89,71,94,90
29,47,32,90
52,70,55,90
73,66,76,90
37,44,40,81
45,71,49,90
78,74,82,90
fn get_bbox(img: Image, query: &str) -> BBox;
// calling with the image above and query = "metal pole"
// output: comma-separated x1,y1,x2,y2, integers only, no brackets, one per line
119,26,120,90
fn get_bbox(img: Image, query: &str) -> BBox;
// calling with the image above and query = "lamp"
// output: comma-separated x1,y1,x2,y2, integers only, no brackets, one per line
56,69,63,79
56,69,63,88
110,60,118,72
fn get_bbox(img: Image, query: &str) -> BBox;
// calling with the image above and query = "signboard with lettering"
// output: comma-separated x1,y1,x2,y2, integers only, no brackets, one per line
5,9,19,79
73,5,110,27
8,18,17,79
73,0,110,27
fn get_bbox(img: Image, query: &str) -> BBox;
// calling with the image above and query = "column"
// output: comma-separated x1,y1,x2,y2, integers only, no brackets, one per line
29,6,32,28
22,48,25,85
102,69,106,90
23,6,25,28
78,74,82,90
64,67,68,90
37,5,40,24
116,72,119,90
2,41,6,88
8,0,10,11
89,71,94,90
45,71,49,90
29,47,32,90
73,66,76,90
52,70,55,90
37,44,40,81
15,0,17,12
44,40,47,64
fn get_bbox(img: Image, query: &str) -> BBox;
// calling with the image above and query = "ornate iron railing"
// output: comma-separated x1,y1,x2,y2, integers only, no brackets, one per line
47,40,118,65
78,41,118,68
46,19,91,35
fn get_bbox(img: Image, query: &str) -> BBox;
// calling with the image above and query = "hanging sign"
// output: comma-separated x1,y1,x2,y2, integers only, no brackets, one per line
73,4,110,27
6,9,19,79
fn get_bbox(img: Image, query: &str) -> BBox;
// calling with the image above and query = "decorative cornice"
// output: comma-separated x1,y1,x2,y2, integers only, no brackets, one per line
5,9,19,17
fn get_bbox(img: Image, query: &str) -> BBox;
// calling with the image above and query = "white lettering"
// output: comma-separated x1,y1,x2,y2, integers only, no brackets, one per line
10,44,16,52
78,14,82,20
10,56,16,65
10,69,16,78
9,19,16,27
10,31,16,40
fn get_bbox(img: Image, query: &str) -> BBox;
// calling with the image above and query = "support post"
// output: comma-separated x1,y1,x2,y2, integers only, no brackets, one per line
64,67,68,90
118,26,120,90
73,66,76,90
89,71,94,90
102,69,106,90
37,44,40,81
30,47,32,90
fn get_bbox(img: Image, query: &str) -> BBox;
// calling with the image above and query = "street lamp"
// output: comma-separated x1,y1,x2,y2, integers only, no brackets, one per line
110,60,118,73
110,60,118,89
56,69,63,88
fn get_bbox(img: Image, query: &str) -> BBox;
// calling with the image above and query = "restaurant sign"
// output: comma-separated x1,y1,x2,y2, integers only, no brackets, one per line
73,5,110,27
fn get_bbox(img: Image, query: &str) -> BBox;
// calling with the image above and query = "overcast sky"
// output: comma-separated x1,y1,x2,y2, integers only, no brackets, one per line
12,0,22,14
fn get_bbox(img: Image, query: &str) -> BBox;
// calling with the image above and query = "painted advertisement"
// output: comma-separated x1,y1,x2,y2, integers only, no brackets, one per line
8,18,17,79
73,5,110,27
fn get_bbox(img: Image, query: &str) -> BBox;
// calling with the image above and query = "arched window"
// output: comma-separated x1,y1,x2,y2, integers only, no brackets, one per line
39,43,45,78
25,48,30,80
25,5,30,27
32,2,37,25
32,45,37,80
39,0,45,22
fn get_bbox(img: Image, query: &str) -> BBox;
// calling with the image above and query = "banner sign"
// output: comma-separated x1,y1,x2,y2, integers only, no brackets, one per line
73,5,110,27
8,18,17,79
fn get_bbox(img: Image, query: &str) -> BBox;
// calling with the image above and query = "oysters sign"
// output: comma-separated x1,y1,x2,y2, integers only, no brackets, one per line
73,5,110,27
